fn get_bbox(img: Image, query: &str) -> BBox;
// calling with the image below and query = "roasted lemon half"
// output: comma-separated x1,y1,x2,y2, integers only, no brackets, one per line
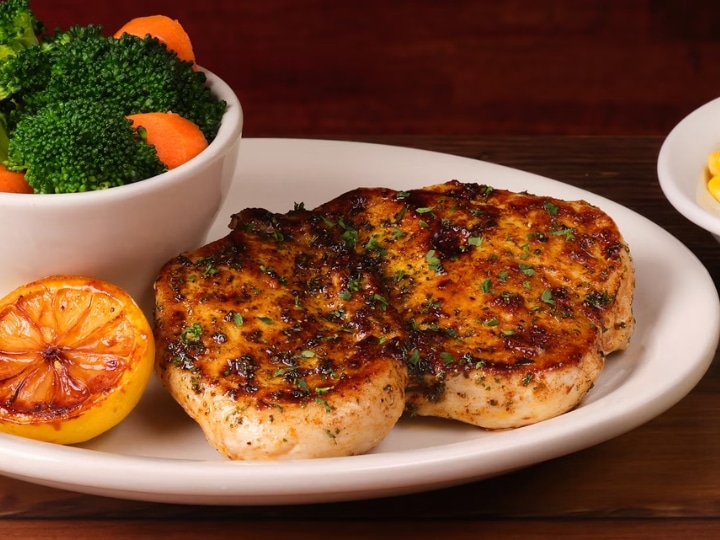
0,275,154,444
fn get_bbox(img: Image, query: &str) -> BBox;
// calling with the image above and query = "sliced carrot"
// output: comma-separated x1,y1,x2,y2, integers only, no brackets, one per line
0,163,33,193
127,112,208,170
114,15,196,65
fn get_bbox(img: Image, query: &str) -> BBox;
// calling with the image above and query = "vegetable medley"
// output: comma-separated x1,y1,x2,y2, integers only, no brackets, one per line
0,0,226,194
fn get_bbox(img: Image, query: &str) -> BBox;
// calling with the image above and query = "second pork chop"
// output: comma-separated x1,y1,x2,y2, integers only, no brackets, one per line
315,180,634,429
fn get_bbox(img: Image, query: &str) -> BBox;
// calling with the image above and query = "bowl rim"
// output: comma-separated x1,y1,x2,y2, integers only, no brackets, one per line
0,66,243,205
657,95,720,236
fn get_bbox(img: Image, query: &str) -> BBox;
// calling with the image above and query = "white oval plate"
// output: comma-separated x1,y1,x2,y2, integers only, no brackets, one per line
0,138,717,505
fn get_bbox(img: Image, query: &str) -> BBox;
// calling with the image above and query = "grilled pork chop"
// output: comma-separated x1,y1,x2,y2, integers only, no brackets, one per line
153,207,408,459
314,180,634,428
154,180,634,458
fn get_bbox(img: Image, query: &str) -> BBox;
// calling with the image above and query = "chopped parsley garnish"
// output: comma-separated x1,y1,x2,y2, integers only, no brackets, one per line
468,236,483,247
440,352,455,364
543,201,559,216
541,289,555,305
180,322,203,343
550,224,575,241
426,249,442,273
316,397,332,412
519,263,535,276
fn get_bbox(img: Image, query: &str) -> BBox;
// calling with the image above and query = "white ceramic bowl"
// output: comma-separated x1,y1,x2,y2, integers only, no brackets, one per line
0,68,243,314
658,96,720,244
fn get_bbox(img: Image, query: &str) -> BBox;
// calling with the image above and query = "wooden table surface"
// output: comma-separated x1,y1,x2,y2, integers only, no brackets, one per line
3,136,720,539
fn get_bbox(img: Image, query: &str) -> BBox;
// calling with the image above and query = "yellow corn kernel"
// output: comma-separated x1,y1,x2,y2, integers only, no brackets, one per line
708,176,720,202
708,151,720,177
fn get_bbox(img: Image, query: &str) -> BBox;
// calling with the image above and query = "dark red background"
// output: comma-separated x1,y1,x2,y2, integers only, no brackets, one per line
29,0,720,138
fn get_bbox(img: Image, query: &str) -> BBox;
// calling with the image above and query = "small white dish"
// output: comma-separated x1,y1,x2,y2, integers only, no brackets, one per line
0,139,717,505
658,95,720,242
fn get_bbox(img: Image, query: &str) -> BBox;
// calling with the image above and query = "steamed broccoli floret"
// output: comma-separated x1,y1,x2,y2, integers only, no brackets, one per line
0,0,42,61
0,25,105,126
0,24,107,159
0,0,43,157
26,29,225,141
0,25,101,103
0,2,226,194
6,98,167,193
0,43,46,102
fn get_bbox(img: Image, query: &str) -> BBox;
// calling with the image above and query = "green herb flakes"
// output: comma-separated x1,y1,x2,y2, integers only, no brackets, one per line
426,250,442,273
541,289,555,305
468,236,483,247
543,201,559,216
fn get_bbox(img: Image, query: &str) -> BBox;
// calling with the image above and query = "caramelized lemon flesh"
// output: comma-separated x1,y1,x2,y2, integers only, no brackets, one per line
0,276,154,444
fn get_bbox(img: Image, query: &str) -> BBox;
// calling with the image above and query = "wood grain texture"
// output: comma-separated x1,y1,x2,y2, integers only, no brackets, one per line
26,0,720,136
3,519,720,540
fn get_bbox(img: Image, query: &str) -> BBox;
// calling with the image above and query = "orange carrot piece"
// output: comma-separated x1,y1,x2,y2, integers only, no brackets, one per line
0,164,33,193
127,112,208,170
114,15,196,65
